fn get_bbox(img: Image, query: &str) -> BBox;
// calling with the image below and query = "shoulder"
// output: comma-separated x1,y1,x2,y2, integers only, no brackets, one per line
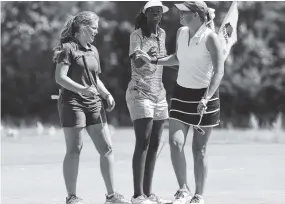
90,44,100,57
206,31,219,45
61,42,77,53
90,44,98,53
54,42,76,64
178,26,188,33
159,27,166,35
206,26,217,39
158,27,166,39
130,29,142,38
206,31,222,52
177,26,188,37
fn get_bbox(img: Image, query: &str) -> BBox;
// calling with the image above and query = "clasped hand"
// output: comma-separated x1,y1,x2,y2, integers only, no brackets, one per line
105,94,115,112
82,86,115,112
197,98,208,115
135,47,157,63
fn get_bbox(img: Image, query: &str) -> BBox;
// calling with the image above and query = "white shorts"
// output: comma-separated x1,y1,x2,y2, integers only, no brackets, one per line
126,89,169,121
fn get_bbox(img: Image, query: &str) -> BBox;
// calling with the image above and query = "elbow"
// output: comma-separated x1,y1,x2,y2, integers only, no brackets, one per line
55,75,64,86
96,78,102,87
214,65,224,78
213,70,224,81
171,54,179,66
216,72,224,81
218,70,224,78
174,53,178,61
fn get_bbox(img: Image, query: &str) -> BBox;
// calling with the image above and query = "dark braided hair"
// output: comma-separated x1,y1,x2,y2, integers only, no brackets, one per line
134,8,163,54
134,9,162,38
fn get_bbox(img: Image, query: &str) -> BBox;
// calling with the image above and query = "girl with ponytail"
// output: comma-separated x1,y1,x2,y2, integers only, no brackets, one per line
53,11,130,204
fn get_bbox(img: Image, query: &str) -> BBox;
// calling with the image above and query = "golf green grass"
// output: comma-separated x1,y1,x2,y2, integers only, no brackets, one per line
2,128,285,204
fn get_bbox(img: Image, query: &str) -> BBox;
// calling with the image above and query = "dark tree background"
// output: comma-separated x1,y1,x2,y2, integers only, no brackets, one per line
1,1,285,128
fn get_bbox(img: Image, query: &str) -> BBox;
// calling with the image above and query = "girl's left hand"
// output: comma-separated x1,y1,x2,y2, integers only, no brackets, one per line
105,94,115,112
197,98,208,115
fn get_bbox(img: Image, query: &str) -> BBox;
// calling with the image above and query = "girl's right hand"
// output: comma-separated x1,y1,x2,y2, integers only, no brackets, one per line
136,49,152,63
82,86,98,97
147,47,158,58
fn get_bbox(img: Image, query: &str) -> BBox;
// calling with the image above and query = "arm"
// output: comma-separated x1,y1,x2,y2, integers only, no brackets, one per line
96,76,111,99
156,54,179,66
132,53,147,68
156,27,183,66
91,46,114,111
92,46,112,100
54,43,93,95
129,31,147,68
132,46,159,68
96,75,115,112
204,32,224,101
137,27,183,67
156,28,179,67
55,63,87,94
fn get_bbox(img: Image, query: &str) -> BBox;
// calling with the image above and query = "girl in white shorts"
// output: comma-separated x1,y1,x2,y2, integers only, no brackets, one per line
125,1,170,204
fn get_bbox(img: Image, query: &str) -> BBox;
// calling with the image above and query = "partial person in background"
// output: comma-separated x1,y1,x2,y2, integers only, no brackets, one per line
136,2,223,204
53,11,130,204
126,1,170,204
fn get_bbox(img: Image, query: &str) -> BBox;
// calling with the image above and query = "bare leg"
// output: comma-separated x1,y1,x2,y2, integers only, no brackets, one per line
63,127,84,196
192,127,212,196
144,120,165,196
169,119,190,189
132,118,153,197
86,123,115,195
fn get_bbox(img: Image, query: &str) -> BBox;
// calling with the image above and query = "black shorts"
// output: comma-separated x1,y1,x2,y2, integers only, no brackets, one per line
169,83,220,127
57,97,106,128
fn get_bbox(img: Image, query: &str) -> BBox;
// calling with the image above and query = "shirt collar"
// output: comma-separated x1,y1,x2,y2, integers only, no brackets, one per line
150,32,158,38
71,38,92,51
139,28,159,38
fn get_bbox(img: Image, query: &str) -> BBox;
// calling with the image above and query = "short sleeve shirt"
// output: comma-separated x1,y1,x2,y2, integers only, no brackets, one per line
128,28,167,102
56,39,101,109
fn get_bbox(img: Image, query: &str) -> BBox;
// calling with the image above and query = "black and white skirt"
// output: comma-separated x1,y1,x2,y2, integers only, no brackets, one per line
169,83,220,127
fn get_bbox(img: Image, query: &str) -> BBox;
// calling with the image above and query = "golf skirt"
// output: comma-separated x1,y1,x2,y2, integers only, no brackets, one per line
169,83,220,127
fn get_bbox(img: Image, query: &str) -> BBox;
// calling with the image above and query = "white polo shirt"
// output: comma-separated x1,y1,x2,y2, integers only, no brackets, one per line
176,24,214,89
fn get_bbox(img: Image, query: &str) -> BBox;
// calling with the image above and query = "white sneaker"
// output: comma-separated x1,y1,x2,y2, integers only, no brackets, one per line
66,195,84,204
105,192,131,204
172,189,192,204
131,195,155,204
189,195,204,204
148,194,172,204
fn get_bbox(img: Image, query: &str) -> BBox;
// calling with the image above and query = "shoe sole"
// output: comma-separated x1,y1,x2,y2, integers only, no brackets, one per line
105,202,131,204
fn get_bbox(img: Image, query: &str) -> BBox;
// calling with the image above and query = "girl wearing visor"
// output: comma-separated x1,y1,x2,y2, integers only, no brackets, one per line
126,1,171,204
53,11,130,204
136,2,223,204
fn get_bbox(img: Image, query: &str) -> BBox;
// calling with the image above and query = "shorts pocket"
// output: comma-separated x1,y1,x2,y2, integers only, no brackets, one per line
129,88,146,100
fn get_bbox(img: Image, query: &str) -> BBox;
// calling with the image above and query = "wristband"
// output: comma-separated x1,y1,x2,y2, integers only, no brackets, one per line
201,97,209,105
150,57,158,65
205,96,211,103
200,98,206,105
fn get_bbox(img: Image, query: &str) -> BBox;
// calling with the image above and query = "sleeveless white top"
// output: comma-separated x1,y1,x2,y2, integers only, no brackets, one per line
176,24,214,89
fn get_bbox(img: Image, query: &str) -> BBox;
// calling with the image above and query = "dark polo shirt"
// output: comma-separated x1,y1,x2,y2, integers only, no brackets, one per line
57,40,102,110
